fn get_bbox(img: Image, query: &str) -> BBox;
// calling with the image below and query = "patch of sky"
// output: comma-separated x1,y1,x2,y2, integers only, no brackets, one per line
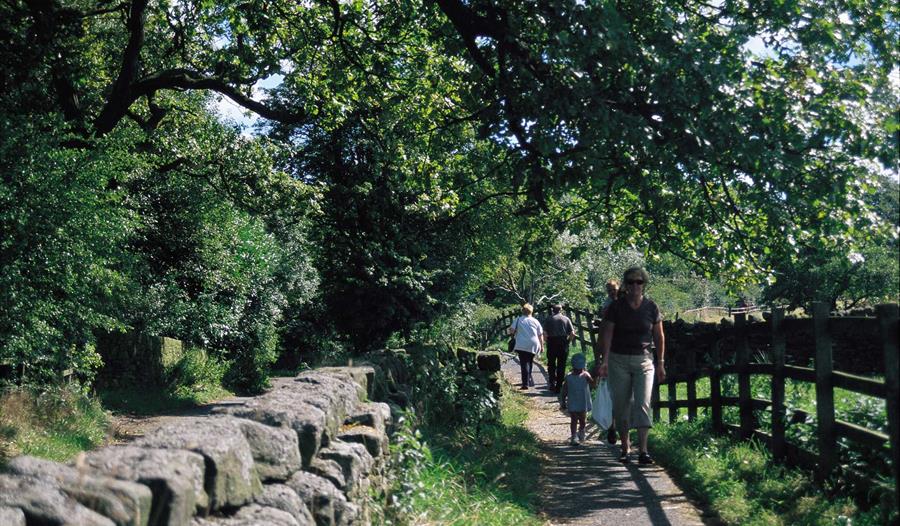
213,73,284,136
743,34,776,58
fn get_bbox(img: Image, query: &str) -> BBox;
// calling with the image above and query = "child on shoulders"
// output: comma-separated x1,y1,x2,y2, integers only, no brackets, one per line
559,353,595,444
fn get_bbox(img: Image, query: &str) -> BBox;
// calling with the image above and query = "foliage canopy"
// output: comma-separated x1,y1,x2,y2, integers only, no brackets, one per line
1,0,897,370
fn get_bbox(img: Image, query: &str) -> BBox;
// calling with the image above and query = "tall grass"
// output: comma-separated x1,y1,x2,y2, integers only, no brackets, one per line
649,416,892,525
0,386,110,463
385,381,545,525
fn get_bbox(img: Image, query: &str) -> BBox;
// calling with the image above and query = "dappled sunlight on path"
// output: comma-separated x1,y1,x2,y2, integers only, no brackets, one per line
502,354,709,526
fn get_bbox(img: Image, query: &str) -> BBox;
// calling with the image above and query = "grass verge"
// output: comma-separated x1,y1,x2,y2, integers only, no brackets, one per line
386,381,545,525
0,386,110,463
649,416,894,525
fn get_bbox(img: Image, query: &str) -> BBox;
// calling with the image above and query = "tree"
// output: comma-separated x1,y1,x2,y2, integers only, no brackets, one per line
119,98,318,392
5,1,894,275
293,114,518,351
762,173,899,311
2,0,895,360
0,113,137,384
432,0,897,281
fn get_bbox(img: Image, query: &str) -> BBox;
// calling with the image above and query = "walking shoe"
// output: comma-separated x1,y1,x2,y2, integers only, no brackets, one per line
618,450,630,463
569,435,577,445
578,430,585,443
638,452,654,465
606,427,617,444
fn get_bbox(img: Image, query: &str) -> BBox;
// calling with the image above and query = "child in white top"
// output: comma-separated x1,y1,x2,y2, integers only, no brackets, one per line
559,353,595,444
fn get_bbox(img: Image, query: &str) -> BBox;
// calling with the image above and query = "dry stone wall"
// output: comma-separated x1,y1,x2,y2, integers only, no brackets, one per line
94,331,185,388
0,366,392,526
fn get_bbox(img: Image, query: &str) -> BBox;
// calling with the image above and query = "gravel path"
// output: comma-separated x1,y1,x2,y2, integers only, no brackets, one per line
501,353,708,526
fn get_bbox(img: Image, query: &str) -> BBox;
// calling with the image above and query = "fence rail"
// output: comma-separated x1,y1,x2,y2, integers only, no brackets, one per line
677,304,762,319
480,302,899,507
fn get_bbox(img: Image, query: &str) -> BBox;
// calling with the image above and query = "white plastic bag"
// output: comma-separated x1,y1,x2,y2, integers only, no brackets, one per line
591,379,613,430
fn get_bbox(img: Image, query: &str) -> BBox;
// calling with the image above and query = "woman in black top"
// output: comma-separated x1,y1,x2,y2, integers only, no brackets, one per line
597,267,666,464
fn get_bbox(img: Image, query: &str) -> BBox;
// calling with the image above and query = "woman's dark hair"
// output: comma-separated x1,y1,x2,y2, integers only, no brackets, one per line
622,266,651,285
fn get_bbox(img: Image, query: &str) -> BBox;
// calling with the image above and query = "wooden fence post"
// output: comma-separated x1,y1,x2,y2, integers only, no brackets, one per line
652,373,661,423
813,301,837,476
877,303,899,504
574,310,588,355
710,341,723,432
687,348,697,421
771,308,786,460
736,313,754,440
587,312,598,361
668,366,678,424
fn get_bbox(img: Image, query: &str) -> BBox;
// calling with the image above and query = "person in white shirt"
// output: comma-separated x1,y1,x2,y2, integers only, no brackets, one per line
508,303,544,390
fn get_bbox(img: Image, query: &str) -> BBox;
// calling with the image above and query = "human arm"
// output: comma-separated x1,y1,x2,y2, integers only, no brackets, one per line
653,320,666,382
537,323,544,355
507,317,517,336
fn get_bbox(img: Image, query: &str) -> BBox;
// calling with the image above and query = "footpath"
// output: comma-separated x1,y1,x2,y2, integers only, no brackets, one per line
501,354,709,526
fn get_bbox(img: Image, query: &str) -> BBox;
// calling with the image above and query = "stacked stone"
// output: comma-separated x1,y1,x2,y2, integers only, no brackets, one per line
0,366,391,526
455,347,503,395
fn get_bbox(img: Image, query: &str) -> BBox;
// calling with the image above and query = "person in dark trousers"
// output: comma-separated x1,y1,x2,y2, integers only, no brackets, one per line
542,304,575,392
508,303,544,390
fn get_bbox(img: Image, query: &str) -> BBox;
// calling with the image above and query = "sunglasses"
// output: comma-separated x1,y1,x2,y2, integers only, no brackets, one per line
625,279,645,285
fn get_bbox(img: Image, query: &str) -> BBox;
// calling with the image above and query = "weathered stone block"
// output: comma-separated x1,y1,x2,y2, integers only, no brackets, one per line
285,471,352,526
476,352,502,372
233,418,302,482
317,441,374,495
135,416,261,511
4,455,152,526
216,396,327,469
0,474,115,526
0,506,25,526
317,366,375,401
234,505,301,525
78,445,208,521
254,484,315,526
345,402,391,436
191,505,299,526
288,373,364,434
337,425,387,458
307,457,346,492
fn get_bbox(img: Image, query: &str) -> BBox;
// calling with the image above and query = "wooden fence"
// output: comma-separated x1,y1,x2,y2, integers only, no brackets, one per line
480,302,899,507
677,304,762,320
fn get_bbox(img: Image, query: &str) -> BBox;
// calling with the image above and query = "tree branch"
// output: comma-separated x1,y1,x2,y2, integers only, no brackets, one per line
132,69,309,125
94,0,149,135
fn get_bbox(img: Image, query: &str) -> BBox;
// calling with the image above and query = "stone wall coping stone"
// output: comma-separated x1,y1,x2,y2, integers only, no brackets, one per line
0,473,116,526
4,455,153,526
135,416,262,511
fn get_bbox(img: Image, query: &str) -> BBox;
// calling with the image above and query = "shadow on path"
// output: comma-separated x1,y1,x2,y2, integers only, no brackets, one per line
503,353,709,526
